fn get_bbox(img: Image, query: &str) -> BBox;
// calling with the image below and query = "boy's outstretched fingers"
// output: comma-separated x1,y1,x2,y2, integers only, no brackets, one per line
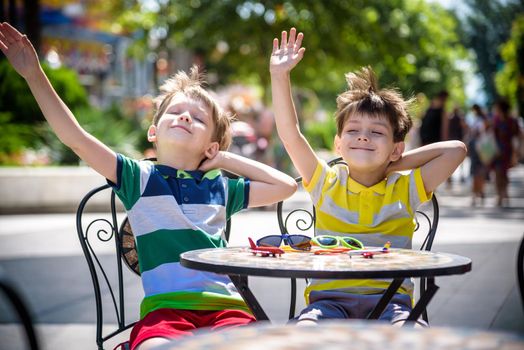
280,30,288,50
1,22,21,43
288,28,296,48
295,32,304,50
272,38,278,53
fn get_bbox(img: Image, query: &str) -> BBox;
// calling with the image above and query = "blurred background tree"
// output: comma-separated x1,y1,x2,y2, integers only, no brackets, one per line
2,0,523,165
495,14,524,118
0,61,143,165
459,0,524,107
112,0,468,108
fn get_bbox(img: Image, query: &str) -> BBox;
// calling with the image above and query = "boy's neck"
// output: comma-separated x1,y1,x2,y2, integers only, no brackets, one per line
347,166,388,188
156,152,203,171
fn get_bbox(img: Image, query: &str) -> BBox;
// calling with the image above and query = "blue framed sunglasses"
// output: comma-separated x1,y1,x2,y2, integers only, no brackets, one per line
256,234,312,251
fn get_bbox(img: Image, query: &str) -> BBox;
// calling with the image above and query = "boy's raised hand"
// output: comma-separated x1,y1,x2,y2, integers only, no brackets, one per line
0,22,40,79
270,27,305,75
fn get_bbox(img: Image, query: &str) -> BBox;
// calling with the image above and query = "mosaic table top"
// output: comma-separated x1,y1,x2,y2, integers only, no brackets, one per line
158,320,524,350
180,247,471,279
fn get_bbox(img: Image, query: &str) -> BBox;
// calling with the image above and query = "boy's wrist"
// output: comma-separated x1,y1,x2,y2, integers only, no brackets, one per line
25,67,45,84
270,70,291,80
215,151,229,168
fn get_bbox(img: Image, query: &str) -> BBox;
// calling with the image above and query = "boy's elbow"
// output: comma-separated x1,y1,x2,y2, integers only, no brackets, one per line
445,140,467,166
454,140,468,161
290,180,298,193
282,178,298,199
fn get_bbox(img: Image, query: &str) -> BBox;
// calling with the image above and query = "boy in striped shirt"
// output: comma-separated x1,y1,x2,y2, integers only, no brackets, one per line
269,28,466,325
1,22,297,349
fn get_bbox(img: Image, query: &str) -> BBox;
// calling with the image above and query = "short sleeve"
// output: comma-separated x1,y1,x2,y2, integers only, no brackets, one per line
303,159,332,206
106,154,145,210
408,167,432,210
225,177,250,219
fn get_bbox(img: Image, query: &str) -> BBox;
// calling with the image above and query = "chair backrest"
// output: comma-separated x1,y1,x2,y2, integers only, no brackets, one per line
77,182,233,349
276,157,440,320
76,184,136,350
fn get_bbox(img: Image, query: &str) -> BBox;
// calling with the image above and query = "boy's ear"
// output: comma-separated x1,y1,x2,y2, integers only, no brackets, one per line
147,125,157,142
204,141,220,159
390,141,405,162
334,135,341,155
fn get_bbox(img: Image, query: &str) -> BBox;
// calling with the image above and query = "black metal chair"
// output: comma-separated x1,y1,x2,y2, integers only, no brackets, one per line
0,270,40,350
76,182,232,350
276,157,439,323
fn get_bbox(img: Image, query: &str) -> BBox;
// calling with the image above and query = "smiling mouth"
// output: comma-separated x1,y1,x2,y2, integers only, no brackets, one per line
350,147,374,151
171,125,191,133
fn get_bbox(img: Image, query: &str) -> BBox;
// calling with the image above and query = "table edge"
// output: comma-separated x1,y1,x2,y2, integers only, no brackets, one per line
180,248,472,279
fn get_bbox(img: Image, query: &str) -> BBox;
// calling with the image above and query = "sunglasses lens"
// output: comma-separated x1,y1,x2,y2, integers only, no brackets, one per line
342,237,363,249
288,235,312,251
257,236,282,247
316,236,338,247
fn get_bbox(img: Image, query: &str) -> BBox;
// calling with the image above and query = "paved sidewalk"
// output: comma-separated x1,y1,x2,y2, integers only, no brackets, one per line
0,164,523,349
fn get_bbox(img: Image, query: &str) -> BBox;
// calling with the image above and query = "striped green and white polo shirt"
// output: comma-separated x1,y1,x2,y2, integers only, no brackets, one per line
109,154,251,319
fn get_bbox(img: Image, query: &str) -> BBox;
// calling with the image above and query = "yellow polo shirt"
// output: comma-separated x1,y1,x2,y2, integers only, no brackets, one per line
303,160,431,303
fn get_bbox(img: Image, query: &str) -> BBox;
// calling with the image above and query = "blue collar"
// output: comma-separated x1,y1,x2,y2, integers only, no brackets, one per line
156,165,221,182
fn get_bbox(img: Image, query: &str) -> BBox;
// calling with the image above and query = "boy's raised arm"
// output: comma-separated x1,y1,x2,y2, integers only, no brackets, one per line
199,151,297,207
387,141,467,193
270,28,318,184
0,22,117,183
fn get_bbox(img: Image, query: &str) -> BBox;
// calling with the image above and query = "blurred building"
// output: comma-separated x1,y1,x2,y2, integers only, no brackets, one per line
2,0,156,107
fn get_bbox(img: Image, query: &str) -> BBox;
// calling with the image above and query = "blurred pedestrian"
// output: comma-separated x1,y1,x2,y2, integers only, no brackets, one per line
467,104,490,206
492,99,520,207
419,90,449,146
447,107,468,184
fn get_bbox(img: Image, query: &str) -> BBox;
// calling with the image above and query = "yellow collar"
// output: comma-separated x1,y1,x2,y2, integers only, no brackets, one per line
347,176,386,195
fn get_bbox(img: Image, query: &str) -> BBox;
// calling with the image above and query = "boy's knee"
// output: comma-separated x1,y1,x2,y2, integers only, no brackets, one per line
296,318,319,327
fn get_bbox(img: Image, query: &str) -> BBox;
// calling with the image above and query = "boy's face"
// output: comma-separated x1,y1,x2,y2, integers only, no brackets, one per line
335,114,403,172
148,93,218,156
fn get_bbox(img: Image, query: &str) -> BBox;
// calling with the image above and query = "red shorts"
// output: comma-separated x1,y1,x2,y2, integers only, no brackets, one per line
129,308,256,350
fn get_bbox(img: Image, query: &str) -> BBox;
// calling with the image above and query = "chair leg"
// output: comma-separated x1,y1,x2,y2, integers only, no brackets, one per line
289,278,297,320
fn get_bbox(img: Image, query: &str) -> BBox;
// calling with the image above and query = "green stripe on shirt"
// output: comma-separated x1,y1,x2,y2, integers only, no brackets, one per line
137,228,226,272
140,291,251,318
226,178,247,219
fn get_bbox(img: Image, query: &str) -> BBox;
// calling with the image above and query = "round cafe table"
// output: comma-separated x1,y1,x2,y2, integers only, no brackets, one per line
180,247,471,322
156,320,524,350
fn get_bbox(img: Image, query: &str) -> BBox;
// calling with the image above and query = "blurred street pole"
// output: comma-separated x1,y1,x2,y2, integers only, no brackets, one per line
24,0,41,57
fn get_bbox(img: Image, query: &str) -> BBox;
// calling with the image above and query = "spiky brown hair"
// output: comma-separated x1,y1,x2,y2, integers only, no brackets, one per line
335,66,413,142
152,65,233,151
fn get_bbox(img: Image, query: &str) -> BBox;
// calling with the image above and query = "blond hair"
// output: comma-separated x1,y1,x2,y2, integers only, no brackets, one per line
335,66,413,142
153,65,233,150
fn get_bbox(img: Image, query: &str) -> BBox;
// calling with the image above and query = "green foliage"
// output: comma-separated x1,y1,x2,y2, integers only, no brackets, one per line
303,118,337,151
495,15,524,115
40,104,145,165
0,60,88,124
0,59,148,165
0,112,38,163
112,0,468,106
0,60,91,164
459,0,524,104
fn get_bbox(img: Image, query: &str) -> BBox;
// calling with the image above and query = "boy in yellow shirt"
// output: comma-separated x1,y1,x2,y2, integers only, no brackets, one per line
269,28,467,325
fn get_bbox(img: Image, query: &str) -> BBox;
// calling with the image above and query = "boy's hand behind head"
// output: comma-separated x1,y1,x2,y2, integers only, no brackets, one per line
269,27,306,75
0,22,41,79
198,149,224,172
